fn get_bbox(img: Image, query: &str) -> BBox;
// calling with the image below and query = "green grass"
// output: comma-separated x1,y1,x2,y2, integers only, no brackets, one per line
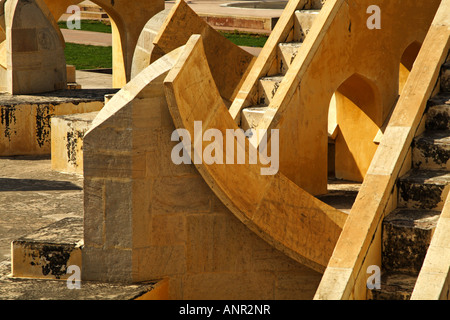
219,31,268,48
58,20,112,33
64,43,112,70
59,20,268,47
60,22,267,69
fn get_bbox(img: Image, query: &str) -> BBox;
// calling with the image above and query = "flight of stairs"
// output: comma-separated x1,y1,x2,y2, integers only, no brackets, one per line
240,10,319,131
372,59,450,300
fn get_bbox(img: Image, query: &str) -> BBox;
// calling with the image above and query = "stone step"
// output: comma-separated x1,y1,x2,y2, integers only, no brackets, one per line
278,42,302,75
80,11,109,20
258,74,284,106
51,112,99,174
425,93,450,130
294,10,320,42
11,217,83,281
80,5,106,13
398,170,450,211
441,61,450,93
0,260,166,300
241,104,267,131
412,131,450,170
316,179,360,214
370,272,417,300
382,208,439,274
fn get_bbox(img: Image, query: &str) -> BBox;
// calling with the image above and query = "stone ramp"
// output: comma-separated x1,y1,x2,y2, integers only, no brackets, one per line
164,34,348,273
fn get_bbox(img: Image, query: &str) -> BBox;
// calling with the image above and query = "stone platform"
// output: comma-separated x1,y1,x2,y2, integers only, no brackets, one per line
0,89,118,157
0,260,159,300
0,156,170,300
0,156,84,263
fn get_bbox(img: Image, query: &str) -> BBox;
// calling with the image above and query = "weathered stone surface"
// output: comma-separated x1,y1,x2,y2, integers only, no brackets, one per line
0,260,157,300
258,75,284,105
0,156,83,262
382,209,439,273
294,10,320,41
241,104,267,130
412,131,450,170
51,112,99,174
0,89,118,157
12,217,83,280
278,42,302,74
0,89,118,106
398,170,450,211
426,93,450,130
370,272,417,300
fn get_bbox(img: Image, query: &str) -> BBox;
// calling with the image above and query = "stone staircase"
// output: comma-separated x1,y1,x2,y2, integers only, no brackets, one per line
240,10,319,131
372,59,450,300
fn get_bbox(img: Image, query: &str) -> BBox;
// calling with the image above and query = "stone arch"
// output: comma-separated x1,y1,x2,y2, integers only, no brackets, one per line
332,73,383,182
43,0,164,87
399,41,422,93
3,0,67,94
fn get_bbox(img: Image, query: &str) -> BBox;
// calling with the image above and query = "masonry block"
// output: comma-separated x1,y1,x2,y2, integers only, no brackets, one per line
11,218,83,280
51,112,98,174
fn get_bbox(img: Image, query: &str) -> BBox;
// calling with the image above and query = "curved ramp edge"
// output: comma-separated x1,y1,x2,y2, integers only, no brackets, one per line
163,34,348,273
88,46,184,135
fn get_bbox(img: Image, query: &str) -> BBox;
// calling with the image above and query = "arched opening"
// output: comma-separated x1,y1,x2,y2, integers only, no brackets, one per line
328,73,382,183
399,41,421,93
57,1,115,89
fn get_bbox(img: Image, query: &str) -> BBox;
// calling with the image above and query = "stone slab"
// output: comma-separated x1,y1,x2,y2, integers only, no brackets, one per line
412,131,450,170
0,260,157,300
0,89,118,106
11,217,83,280
0,156,84,262
51,112,98,174
398,170,450,211
371,272,417,300
426,93,450,130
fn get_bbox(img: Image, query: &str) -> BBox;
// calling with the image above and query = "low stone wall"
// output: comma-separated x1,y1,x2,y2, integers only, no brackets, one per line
0,89,117,156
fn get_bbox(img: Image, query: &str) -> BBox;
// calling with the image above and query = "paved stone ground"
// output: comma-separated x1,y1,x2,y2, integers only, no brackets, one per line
0,156,84,263
76,70,113,89
68,0,284,20
61,28,112,47
0,158,163,300
0,260,156,300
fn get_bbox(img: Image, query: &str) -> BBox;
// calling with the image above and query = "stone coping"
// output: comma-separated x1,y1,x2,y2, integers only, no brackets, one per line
0,89,119,106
